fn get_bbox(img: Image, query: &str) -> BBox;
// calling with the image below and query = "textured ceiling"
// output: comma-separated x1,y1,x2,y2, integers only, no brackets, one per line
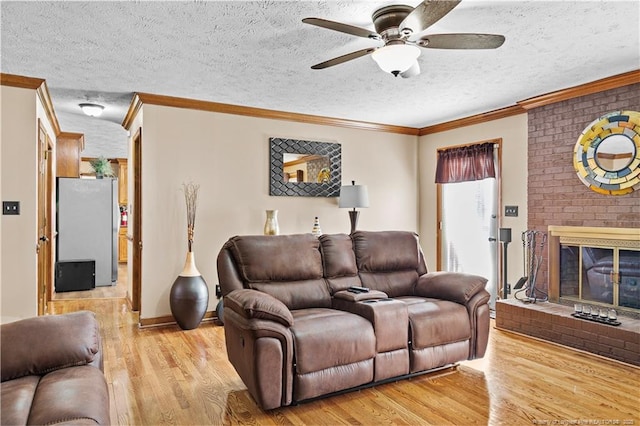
2,1,639,158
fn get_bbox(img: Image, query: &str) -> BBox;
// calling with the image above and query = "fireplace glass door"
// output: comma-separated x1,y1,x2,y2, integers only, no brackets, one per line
560,244,639,310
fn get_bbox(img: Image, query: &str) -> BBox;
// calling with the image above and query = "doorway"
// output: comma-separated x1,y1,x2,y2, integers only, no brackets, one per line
37,120,53,315
52,157,129,302
131,128,142,312
437,140,501,309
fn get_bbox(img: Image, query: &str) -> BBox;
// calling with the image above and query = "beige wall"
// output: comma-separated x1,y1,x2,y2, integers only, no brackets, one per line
1,85,56,321
418,114,529,291
136,104,418,320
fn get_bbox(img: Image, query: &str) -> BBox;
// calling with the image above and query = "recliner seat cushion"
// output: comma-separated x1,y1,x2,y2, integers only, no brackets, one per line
397,297,471,348
27,366,110,426
290,309,375,374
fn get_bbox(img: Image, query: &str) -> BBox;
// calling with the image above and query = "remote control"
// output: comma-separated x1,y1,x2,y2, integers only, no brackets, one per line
348,286,370,293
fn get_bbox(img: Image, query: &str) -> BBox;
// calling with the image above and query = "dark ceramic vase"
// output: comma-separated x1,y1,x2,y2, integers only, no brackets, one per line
170,252,209,330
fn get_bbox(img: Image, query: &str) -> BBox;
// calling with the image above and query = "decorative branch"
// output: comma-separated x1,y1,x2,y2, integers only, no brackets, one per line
182,182,200,252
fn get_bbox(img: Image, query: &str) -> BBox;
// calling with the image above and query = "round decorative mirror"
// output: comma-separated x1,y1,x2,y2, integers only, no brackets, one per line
573,110,640,195
595,134,636,172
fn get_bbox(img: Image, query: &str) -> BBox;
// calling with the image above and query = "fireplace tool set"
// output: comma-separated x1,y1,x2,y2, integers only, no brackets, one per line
514,230,548,303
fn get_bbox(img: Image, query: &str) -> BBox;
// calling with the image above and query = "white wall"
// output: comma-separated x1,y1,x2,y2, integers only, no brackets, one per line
137,104,418,320
418,114,529,293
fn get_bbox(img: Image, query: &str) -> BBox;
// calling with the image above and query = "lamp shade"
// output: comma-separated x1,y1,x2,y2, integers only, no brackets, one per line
339,184,369,209
371,44,421,76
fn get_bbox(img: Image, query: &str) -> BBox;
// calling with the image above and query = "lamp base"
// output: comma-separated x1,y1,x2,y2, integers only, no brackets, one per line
348,210,360,234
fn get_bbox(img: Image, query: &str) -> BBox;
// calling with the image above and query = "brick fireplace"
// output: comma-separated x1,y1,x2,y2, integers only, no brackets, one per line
496,83,640,366
526,83,640,294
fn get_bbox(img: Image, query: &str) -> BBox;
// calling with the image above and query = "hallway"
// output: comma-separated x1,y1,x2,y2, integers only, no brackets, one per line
53,263,128,300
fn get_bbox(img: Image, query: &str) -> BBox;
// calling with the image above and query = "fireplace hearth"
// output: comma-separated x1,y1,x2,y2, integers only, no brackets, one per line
495,299,639,366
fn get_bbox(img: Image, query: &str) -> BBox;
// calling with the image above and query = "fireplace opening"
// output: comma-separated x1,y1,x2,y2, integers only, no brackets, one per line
549,226,640,319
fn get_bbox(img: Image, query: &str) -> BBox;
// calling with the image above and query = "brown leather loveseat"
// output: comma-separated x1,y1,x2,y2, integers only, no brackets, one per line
217,230,490,410
1,311,110,425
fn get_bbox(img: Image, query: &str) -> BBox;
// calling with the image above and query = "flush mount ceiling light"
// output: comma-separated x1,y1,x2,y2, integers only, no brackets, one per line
371,44,421,76
79,103,104,117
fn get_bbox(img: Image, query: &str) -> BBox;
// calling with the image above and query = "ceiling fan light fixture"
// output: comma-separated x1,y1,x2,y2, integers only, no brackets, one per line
371,44,421,76
79,103,104,117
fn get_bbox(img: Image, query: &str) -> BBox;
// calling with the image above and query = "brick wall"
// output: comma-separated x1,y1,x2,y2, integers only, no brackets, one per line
527,84,640,291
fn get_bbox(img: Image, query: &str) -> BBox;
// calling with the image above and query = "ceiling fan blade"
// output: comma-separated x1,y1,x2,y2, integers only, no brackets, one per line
302,18,380,39
311,48,376,70
400,0,461,34
417,33,505,49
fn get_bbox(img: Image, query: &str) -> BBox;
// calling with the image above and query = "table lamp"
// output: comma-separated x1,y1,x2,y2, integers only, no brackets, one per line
339,180,369,234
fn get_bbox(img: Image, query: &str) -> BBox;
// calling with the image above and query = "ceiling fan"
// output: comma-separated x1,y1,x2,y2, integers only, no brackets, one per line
302,0,505,78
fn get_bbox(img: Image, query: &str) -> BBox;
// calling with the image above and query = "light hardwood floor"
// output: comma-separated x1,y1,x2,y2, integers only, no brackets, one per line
47,298,640,425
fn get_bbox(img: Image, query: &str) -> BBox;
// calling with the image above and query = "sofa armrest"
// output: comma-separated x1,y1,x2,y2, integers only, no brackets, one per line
415,271,488,305
225,289,294,327
1,311,101,382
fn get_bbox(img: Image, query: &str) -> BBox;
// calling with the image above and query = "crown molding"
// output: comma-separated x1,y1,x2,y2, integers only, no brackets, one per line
36,80,61,136
127,92,420,136
122,93,142,131
418,105,526,136
517,69,640,110
0,73,45,89
419,70,639,135
12,70,640,139
1,73,61,136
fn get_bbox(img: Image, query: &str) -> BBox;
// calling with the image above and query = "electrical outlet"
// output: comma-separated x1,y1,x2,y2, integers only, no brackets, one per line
505,205,518,217
507,283,511,294
2,201,20,215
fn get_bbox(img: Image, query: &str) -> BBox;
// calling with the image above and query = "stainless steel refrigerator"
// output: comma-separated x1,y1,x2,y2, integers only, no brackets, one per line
57,177,118,286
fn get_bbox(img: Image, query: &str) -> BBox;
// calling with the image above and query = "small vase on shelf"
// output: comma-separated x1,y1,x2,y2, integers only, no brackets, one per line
311,216,322,236
170,183,209,330
264,209,280,235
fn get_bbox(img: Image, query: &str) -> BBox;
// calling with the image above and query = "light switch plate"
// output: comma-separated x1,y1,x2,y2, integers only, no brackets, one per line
505,205,518,217
3,201,20,215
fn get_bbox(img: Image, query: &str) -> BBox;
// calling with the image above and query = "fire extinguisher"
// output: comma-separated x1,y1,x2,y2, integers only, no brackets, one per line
120,207,128,227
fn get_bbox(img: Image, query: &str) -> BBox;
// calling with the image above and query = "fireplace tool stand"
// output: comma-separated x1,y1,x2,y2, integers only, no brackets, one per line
515,230,548,303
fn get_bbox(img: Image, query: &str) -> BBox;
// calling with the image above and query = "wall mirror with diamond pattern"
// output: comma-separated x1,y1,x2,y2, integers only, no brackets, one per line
269,138,341,197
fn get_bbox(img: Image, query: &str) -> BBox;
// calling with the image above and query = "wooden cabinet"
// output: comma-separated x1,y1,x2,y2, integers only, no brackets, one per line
117,159,128,205
118,227,128,263
56,132,84,177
